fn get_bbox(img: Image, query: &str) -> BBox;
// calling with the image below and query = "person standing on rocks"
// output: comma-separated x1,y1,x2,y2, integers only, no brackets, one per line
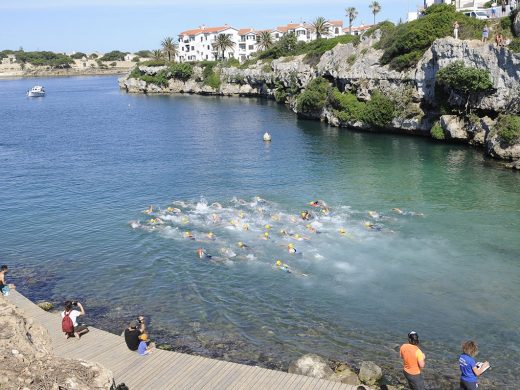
400,331,426,390
453,21,459,39
459,340,490,390
482,25,489,43
0,265,16,296
124,316,146,351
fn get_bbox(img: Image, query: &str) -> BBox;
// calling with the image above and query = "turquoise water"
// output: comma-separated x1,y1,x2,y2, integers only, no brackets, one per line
1,76,519,388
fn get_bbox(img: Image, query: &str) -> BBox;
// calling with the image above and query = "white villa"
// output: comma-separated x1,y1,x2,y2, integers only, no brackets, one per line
176,19,348,63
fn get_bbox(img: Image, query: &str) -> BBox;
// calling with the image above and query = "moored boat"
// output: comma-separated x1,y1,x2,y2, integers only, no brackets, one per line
27,86,45,97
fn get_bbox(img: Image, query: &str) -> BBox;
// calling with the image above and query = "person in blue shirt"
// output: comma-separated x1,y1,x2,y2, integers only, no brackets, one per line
459,340,490,390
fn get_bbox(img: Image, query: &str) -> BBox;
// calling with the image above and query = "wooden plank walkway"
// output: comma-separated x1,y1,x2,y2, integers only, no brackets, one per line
8,291,362,390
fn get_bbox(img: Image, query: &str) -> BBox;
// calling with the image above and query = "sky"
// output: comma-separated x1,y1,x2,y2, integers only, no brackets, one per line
0,0,419,53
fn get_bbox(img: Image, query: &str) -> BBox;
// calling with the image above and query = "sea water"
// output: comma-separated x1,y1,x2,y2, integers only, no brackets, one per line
1,76,519,387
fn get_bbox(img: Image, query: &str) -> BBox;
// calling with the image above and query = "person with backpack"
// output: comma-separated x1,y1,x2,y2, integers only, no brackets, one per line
61,300,89,339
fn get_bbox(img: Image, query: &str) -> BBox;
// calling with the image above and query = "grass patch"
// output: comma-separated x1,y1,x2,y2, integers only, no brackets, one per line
496,114,520,144
430,122,445,140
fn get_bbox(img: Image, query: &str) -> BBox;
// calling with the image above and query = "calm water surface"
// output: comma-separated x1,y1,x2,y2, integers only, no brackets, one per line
1,76,519,388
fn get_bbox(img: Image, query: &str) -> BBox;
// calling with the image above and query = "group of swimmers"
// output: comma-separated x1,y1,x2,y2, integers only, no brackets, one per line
132,197,424,276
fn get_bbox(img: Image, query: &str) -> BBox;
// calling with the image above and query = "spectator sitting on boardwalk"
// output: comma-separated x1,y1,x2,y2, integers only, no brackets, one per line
137,333,155,356
61,300,89,339
124,316,145,351
400,331,426,390
0,265,16,296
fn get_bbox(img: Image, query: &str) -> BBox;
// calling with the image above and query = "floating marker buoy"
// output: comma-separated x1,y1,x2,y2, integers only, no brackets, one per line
263,132,272,142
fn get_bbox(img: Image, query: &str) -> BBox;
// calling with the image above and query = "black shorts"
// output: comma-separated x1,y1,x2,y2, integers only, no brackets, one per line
74,325,88,333
460,380,478,390
403,371,425,390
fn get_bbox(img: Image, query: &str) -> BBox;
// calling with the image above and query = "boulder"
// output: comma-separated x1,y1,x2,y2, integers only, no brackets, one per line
36,301,53,311
331,363,361,385
505,159,520,170
440,115,468,140
288,354,334,380
486,132,520,160
358,361,382,385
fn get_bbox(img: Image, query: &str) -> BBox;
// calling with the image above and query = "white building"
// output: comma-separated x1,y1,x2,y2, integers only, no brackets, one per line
237,28,259,62
343,24,374,36
177,25,239,62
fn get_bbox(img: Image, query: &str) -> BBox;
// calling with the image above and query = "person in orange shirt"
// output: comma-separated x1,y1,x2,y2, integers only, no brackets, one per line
400,331,426,390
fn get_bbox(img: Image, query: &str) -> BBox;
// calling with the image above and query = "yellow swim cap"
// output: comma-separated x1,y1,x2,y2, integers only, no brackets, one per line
243,224,249,230
294,234,300,239
276,260,282,266
288,243,294,248
265,224,271,229
264,232,269,237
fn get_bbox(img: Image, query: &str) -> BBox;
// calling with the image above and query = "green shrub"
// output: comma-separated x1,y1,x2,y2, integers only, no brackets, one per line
140,70,169,87
70,52,86,59
347,55,356,65
274,88,288,103
135,50,152,58
15,51,74,68
508,38,520,53
430,122,445,140
129,67,142,79
495,114,520,144
361,91,396,127
168,63,193,81
223,58,240,67
203,72,221,89
100,50,127,61
262,63,272,72
500,16,512,33
140,59,166,67
109,61,117,67
296,77,330,114
329,89,364,121
436,61,493,95
378,4,485,71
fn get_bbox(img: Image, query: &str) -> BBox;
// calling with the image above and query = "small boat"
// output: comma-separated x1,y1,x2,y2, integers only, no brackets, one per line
263,132,272,142
27,86,45,97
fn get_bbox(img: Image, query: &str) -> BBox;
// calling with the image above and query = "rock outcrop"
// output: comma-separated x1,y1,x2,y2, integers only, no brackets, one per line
119,32,520,166
0,296,115,389
514,11,520,37
358,361,383,386
288,354,334,380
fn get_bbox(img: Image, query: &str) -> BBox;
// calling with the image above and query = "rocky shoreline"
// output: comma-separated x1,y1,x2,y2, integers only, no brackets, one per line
0,67,132,79
119,31,520,171
0,295,115,389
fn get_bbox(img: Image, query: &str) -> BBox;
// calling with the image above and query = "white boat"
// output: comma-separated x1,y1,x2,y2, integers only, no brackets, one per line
263,132,272,142
27,86,45,97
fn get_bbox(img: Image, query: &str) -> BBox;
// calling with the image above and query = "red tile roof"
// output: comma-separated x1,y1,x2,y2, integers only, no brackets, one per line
179,26,232,36
238,28,255,35
328,20,344,26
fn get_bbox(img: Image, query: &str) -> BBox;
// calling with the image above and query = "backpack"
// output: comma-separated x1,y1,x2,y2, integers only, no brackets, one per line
62,311,74,333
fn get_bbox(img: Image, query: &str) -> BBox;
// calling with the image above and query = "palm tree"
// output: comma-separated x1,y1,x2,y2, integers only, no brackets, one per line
212,34,235,60
345,7,358,35
257,31,273,51
161,37,176,62
311,16,329,40
152,49,163,61
369,1,382,25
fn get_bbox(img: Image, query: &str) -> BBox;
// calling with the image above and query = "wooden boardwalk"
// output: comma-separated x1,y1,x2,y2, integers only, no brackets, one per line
8,291,362,390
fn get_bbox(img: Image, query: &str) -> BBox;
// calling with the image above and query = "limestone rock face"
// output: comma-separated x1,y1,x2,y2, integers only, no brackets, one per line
486,133,520,160
288,354,334,380
358,361,383,385
514,11,520,37
440,115,468,140
0,296,115,389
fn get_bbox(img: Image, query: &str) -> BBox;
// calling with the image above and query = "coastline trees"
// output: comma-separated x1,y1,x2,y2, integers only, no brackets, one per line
152,49,164,60
346,7,358,35
212,34,235,60
311,16,329,39
161,37,176,62
257,31,274,51
369,1,382,25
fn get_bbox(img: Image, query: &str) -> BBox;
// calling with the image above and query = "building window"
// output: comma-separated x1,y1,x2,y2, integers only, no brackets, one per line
191,46,194,50
248,45,254,50
239,43,246,50
190,36,195,41
241,36,246,42
275,33,279,38
335,27,339,34
200,37,203,41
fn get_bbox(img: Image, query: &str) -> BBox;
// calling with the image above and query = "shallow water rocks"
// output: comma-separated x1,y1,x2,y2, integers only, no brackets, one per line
36,301,53,311
358,361,382,385
331,363,361,385
505,159,520,170
288,354,334,379
486,133,520,160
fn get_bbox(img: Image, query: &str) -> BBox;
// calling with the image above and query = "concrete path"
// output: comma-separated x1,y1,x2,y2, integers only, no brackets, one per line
8,290,361,390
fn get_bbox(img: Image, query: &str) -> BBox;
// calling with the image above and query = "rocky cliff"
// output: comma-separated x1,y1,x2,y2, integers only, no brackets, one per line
119,32,520,168
0,296,115,389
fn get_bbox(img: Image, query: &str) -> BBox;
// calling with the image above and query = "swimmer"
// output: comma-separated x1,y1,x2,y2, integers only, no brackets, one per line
275,260,292,273
363,221,382,231
321,207,330,215
149,218,162,225
264,224,271,230
300,210,311,221
144,205,153,215
290,216,298,224
262,232,270,240
338,228,346,236
184,231,195,240
211,202,223,209
279,229,288,236
229,220,237,227
181,217,190,224
242,223,249,231
306,224,318,234
210,214,221,224
206,232,216,240
219,247,237,258
392,208,404,215
287,243,297,254
291,233,309,241
196,248,212,259
237,241,248,249
165,206,181,214
368,211,380,219
238,211,245,219
271,214,280,221
130,221,141,229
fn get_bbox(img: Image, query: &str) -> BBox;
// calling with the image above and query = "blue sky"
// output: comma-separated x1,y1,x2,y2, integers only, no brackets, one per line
0,0,417,53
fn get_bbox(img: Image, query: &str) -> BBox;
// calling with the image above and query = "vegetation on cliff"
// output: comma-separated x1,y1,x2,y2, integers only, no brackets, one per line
496,114,520,144
15,51,74,68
